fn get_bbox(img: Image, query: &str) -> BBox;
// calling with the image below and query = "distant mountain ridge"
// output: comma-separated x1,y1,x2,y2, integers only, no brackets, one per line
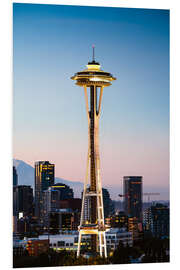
13,159,84,198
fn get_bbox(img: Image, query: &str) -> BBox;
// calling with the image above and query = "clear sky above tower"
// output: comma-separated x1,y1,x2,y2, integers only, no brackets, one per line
13,3,169,200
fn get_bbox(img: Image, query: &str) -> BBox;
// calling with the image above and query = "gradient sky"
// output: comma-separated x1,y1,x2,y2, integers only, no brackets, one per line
13,3,169,200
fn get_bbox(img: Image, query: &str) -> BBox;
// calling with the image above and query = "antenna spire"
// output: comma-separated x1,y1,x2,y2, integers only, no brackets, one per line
92,44,95,61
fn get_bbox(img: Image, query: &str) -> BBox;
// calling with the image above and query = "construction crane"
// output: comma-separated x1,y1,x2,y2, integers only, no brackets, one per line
118,193,160,203
143,193,160,203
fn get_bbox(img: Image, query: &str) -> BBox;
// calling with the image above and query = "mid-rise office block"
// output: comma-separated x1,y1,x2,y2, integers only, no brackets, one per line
43,184,74,228
13,185,33,217
51,183,74,200
143,203,169,238
110,211,128,229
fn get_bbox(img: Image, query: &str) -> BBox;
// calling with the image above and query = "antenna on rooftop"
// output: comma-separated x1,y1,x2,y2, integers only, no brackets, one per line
92,44,95,61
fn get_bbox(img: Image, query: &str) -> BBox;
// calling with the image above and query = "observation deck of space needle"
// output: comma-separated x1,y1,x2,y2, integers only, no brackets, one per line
71,46,116,258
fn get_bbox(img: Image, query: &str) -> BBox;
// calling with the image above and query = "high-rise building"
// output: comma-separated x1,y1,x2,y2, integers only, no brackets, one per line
13,166,18,186
143,203,169,238
51,183,74,200
123,176,142,223
43,184,74,228
13,186,18,217
34,161,55,223
13,185,33,217
102,188,115,218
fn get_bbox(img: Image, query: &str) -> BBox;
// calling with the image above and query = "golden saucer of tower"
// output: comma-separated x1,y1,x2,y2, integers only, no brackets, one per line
71,60,116,87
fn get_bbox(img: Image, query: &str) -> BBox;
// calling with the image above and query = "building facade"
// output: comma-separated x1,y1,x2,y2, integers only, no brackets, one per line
13,166,18,186
109,211,128,229
42,184,74,228
35,161,55,224
38,228,132,254
123,176,142,222
106,228,133,254
26,239,49,256
143,203,169,238
51,183,74,200
102,188,115,218
13,185,33,217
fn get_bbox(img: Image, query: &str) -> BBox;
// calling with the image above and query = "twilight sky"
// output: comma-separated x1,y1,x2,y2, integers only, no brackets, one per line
13,3,169,200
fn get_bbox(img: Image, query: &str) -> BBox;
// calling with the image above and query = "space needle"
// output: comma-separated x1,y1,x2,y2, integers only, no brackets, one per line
71,46,116,257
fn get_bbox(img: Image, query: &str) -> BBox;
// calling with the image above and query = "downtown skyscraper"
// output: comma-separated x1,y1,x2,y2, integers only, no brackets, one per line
34,161,55,224
123,176,142,222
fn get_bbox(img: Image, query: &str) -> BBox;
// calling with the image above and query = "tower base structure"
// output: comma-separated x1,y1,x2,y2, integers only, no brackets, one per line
77,225,107,258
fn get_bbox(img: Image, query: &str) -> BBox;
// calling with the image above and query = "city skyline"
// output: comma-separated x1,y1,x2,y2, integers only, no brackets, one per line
13,4,169,200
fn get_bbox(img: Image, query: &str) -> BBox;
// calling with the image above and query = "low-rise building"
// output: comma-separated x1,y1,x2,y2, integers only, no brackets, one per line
20,228,132,255
109,211,128,228
106,228,133,253
13,237,26,256
39,232,80,252
26,239,49,256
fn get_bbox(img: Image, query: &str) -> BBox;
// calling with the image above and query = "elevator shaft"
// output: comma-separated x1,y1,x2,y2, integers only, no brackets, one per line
90,85,97,252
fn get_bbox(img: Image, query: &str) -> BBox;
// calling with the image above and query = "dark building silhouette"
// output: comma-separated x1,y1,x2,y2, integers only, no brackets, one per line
26,239,49,256
13,166,18,186
13,186,18,217
59,198,81,212
102,188,115,218
34,161,55,224
48,209,80,233
51,183,74,200
143,203,169,238
123,176,142,223
110,211,128,229
59,198,82,231
13,185,33,217
42,184,74,229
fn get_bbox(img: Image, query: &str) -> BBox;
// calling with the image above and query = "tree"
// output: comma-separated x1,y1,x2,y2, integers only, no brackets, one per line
111,241,130,264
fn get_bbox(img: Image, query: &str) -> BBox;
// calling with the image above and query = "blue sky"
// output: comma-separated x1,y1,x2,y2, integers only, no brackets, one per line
13,3,169,199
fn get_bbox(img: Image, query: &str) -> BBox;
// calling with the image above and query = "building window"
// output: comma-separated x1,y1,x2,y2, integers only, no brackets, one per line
58,241,65,247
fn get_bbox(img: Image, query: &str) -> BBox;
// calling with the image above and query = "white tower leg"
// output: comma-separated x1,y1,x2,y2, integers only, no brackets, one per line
77,231,82,258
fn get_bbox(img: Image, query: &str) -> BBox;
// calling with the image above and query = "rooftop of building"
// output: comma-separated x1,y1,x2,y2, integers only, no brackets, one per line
106,227,131,234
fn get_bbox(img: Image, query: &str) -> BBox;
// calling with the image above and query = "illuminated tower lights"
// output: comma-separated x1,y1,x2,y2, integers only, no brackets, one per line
71,46,116,257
